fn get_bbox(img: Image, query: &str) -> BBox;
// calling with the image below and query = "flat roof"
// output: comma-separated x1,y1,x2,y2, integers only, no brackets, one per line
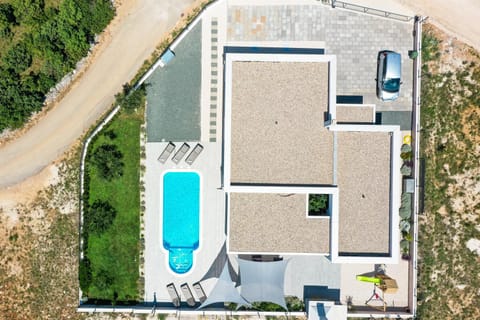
336,131,392,255
229,60,333,185
228,192,330,254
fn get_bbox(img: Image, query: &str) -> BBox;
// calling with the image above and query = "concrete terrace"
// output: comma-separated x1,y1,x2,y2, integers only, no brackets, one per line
230,60,333,185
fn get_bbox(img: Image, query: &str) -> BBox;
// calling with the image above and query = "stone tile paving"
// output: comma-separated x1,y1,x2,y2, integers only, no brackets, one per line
227,4,413,111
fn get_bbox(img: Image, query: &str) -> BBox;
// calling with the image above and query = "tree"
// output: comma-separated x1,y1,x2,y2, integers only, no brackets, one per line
91,143,124,180
121,85,146,112
3,41,32,73
0,4,16,36
87,199,117,234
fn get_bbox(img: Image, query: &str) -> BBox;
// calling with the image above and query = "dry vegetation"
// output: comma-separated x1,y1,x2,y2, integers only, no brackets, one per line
0,148,84,319
417,24,480,319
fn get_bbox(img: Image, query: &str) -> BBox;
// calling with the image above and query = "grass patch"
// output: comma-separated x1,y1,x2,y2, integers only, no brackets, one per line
81,95,144,303
417,24,480,319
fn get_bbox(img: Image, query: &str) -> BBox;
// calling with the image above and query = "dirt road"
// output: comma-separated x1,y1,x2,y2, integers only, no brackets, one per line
0,0,194,188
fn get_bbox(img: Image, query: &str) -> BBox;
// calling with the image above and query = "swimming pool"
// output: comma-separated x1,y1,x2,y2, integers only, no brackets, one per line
163,171,200,274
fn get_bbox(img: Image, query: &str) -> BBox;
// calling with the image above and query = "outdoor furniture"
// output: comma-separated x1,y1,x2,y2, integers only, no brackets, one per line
172,143,190,164
185,143,204,165
180,283,196,307
192,281,207,303
166,283,181,307
158,142,175,163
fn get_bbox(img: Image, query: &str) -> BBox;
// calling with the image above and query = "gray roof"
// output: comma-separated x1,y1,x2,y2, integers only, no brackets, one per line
198,261,249,309
238,258,289,310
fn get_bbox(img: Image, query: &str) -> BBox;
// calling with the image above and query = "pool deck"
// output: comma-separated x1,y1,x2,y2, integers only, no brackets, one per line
143,141,226,303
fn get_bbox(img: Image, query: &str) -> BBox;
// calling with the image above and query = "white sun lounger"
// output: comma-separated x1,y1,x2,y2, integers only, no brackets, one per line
185,143,204,165
192,282,207,303
180,283,196,307
158,142,175,163
172,143,190,164
166,283,181,307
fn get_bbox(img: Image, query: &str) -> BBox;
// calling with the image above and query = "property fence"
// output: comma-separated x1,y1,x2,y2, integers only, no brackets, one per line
410,15,427,318
324,0,414,22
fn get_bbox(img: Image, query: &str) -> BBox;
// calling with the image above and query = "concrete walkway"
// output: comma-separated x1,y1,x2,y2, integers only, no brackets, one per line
0,0,194,188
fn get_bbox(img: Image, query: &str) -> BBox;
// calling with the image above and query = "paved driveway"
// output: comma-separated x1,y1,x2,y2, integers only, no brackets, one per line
228,4,414,111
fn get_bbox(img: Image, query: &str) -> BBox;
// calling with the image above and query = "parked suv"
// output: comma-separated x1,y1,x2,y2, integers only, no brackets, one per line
376,50,402,101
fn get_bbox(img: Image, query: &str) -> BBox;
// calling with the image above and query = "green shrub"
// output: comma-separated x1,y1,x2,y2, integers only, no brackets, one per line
401,193,412,209
79,257,92,293
401,151,412,160
400,239,410,250
308,194,329,215
399,219,411,233
399,205,412,219
401,143,412,153
401,163,412,176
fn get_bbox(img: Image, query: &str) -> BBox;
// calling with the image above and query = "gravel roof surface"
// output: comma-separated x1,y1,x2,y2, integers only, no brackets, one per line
336,131,392,255
229,192,330,253
229,61,333,185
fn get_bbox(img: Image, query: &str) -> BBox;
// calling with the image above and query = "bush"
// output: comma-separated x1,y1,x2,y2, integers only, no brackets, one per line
399,219,411,233
399,205,412,220
401,163,412,176
87,200,117,234
79,257,92,293
401,193,412,209
401,143,412,153
308,194,329,215
118,84,146,113
91,143,124,180
401,151,412,160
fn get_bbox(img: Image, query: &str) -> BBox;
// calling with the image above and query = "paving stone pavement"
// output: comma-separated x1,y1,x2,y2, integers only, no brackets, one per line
227,4,414,111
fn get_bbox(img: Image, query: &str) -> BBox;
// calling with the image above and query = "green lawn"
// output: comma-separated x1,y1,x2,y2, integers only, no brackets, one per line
82,105,143,303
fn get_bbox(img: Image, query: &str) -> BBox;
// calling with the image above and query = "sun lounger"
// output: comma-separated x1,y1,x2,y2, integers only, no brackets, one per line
172,143,190,164
158,142,175,163
185,143,204,165
192,282,207,303
180,283,196,307
166,283,181,307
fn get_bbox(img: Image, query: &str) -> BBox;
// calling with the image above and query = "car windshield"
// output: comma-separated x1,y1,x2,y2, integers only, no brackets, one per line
383,78,400,92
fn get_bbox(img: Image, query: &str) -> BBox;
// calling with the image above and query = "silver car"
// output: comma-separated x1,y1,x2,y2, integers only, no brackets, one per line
376,50,402,101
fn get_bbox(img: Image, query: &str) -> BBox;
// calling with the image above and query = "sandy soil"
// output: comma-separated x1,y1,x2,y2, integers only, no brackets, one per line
348,0,480,52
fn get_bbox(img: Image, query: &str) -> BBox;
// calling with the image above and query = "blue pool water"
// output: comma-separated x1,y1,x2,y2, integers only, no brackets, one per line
163,171,200,274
